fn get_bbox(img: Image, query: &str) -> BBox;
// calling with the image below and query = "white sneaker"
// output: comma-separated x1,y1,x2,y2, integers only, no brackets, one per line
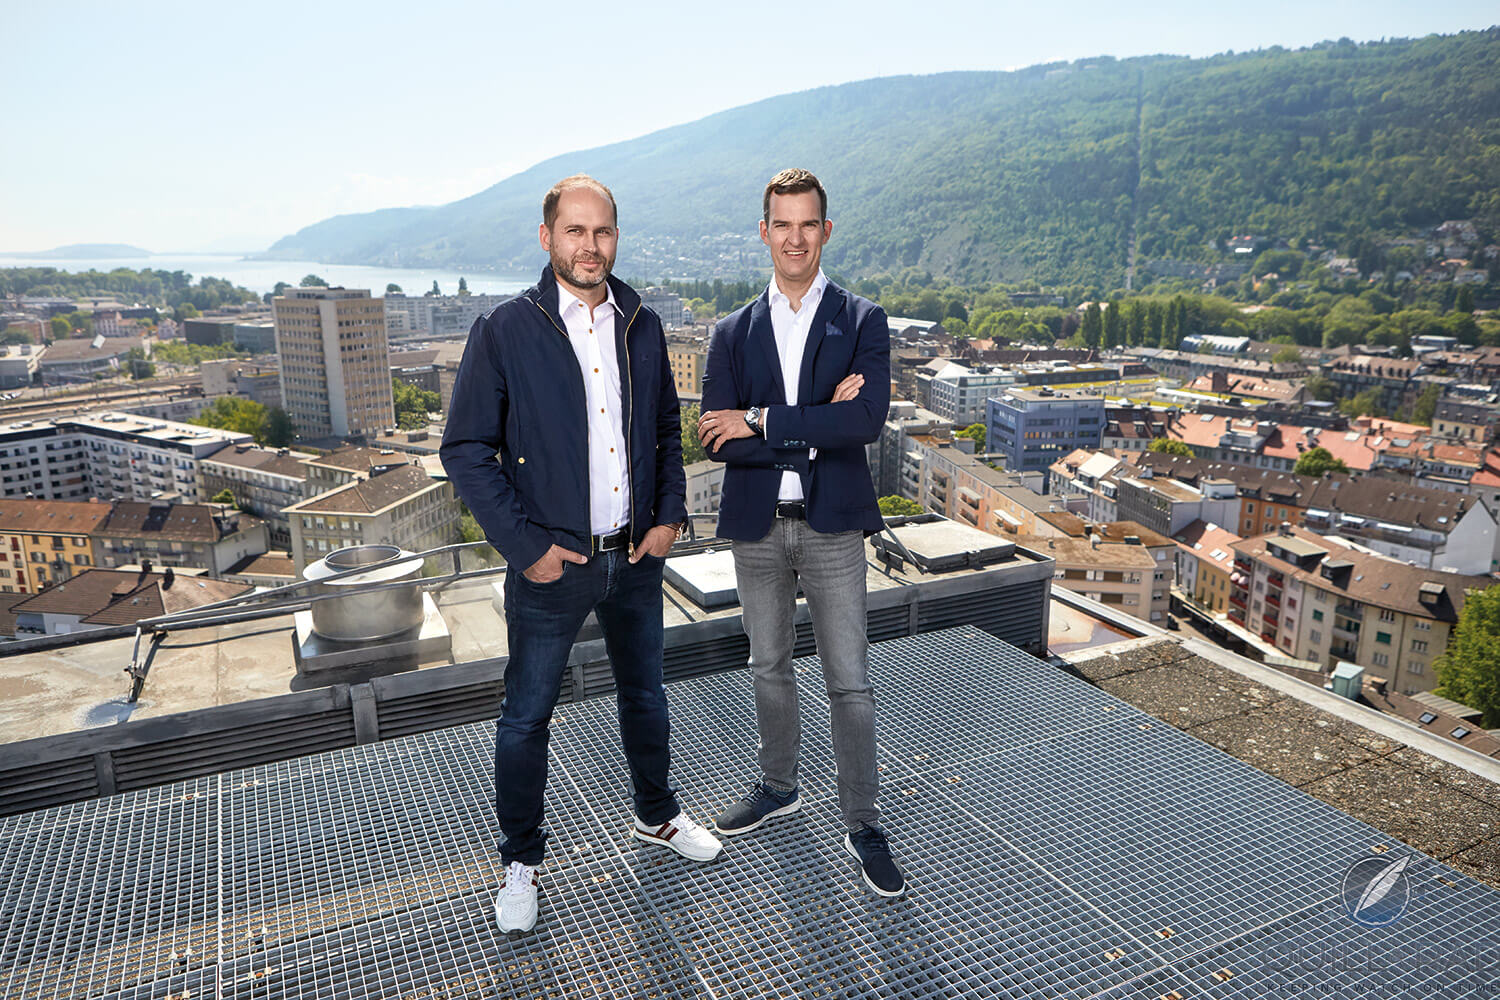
631,811,723,862
494,860,538,934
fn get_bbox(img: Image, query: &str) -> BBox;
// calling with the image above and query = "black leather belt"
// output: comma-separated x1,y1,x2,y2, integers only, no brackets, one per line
591,527,631,554
775,501,806,520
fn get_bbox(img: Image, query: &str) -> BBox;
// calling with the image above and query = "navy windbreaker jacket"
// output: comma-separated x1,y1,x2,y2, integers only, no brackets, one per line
440,266,687,572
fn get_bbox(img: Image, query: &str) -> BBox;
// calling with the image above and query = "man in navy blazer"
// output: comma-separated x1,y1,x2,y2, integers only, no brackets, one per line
698,168,904,897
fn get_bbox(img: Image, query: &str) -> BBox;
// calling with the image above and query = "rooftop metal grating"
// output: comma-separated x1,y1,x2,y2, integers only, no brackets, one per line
3,626,1498,998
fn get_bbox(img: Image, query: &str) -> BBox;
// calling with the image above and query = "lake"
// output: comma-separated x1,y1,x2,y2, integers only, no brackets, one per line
0,253,536,298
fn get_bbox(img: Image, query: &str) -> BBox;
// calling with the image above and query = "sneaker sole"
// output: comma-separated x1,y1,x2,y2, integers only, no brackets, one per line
713,797,802,836
494,905,538,936
843,834,907,898
630,826,723,863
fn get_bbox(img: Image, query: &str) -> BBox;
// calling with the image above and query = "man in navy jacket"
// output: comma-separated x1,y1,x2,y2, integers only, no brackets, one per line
442,175,721,936
698,169,905,897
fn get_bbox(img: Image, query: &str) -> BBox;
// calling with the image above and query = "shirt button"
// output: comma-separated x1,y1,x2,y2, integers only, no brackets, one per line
609,447,615,453
613,486,619,492
594,368,599,373
518,457,526,464
600,408,606,414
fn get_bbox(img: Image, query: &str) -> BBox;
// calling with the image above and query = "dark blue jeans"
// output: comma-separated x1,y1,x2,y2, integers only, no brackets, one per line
496,550,679,865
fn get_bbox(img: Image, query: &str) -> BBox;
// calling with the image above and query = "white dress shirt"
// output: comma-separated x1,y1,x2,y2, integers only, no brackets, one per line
765,269,826,501
558,284,631,535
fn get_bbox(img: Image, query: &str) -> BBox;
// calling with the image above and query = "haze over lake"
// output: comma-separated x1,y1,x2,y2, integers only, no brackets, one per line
0,253,534,298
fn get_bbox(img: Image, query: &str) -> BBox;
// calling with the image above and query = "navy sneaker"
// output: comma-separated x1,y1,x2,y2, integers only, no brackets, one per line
713,780,801,836
845,825,906,897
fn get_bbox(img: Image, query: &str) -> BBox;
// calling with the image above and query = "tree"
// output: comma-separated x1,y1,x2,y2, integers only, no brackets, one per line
1102,300,1123,348
1435,584,1500,728
1337,387,1384,418
878,495,923,516
386,283,403,294
299,274,328,288
955,423,986,449
1080,303,1103,348
458,277,470,297
210,488,237,506
192,397,270,441
1303,372,1336,402
1412,383,1442,426
680,404,707,464
430,280,441,296
49,316,71,339
264,406,296,447
1293,447,1349,477
392,378,440,430
1272,345,1302,364
1456,286,1474,315
125,346,155,380
1147,437,1193,457
459,510,503,567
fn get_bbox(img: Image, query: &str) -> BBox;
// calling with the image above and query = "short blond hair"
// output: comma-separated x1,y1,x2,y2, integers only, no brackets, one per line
543,174,618,228
762,168,827,223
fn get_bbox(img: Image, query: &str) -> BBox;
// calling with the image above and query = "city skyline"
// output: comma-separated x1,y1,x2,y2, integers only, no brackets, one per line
3,1,1497,254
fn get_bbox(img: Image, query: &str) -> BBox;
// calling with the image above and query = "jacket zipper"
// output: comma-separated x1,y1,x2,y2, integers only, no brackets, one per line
530,297,592,551
621,302,642,556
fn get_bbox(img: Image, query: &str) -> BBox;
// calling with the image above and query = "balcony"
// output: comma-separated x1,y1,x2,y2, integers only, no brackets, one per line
1334,604,1362,621
1263,610,1279,627
1233,557,1253,573
1332,623,1360,642
1266,572,1284,590
1264,592,1281,608
1229,593,1247,609
1228,608,1246,625
1330,641,1358,660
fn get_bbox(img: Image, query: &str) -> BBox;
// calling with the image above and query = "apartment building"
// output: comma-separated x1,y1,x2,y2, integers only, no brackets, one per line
284,465,458,573
1299,477,1495,576
303,447,418,496
666,334,709,398
1229,525,1486,696
986,388,1105,486
0,499,112,595
273,287,395,439
1173,519,1241,615
1031,533,1158,622
93,502,270,577
197,444,316,547
922,362,1017,426
684,459,724,516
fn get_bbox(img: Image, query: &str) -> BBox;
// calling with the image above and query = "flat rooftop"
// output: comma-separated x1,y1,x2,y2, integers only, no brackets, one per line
0,534,1053,745
5,627,1497,999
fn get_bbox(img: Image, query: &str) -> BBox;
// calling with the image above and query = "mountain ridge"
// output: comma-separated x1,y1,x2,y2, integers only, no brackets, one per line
266,30,1500,286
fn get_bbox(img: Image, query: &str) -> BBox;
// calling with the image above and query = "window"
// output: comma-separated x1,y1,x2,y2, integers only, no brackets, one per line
1414,620,1431,631
1246,503,1255,514
1375,631,1392,645
1378,608,1396,623
1309,629,1321,644
1312,610,1324,622
1418,711,1438,724
1411,639,1428,653
1451,727,1470,740
1409,661,1425,675
1371,652,1389,668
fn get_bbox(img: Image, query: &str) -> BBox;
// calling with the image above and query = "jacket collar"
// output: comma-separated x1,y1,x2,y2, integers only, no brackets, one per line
747,280,849,404
526,265,643,332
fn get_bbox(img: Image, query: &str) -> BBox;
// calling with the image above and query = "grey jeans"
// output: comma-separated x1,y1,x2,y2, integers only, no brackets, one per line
732,519,880,830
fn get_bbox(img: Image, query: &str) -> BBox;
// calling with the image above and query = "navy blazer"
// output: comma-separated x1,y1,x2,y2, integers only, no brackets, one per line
703,280,889,541
440,267,687,572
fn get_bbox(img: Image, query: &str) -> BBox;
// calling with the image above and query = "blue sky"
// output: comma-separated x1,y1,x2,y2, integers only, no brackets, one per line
4,0,1496,253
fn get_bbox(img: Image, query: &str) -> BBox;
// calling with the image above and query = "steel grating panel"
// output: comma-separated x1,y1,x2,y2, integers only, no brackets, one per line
4,626,1500,999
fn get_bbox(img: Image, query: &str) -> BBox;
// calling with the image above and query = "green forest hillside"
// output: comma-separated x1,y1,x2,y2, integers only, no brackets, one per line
267,30,1500,286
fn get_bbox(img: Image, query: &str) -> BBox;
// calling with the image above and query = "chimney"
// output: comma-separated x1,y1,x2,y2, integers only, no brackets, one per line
140,558,152,577
163,566,175,589
1279,521,1292,536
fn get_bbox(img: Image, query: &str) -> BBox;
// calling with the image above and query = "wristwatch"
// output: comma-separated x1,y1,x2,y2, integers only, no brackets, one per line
744,406,763,436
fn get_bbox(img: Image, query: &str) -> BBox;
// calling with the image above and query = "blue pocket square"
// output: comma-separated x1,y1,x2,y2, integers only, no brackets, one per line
825,322,844,337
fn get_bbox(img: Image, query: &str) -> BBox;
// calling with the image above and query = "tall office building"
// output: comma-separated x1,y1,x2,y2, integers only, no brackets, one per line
273,288,395,440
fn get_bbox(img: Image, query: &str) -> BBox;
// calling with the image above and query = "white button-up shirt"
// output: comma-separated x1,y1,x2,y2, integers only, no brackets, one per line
559,284,631,535
766,269,826,501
